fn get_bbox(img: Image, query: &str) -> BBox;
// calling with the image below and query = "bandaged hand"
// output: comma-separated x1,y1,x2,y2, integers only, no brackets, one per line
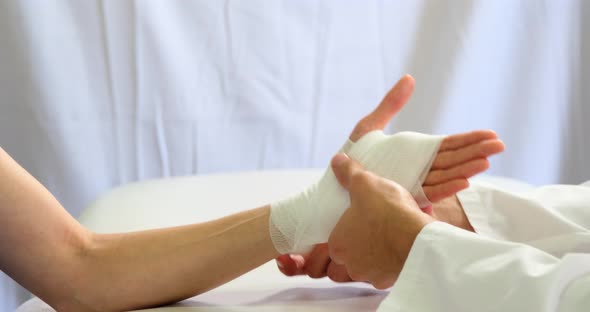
269,75,504,255
270,129,443,254
274,75,504,276
270,75,432,255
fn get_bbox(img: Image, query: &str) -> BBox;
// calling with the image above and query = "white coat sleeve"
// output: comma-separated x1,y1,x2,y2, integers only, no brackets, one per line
378,221,590,312
457,180,590,256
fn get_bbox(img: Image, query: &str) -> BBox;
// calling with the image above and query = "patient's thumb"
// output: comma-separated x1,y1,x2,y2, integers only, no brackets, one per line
369,74,415,128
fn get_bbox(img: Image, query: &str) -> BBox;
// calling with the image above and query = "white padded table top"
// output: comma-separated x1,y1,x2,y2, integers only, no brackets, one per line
80,170,325,233
16,170,533,311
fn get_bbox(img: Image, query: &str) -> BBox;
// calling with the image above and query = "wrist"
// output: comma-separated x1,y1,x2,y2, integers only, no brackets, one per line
387,207,434,267
432,196,474,232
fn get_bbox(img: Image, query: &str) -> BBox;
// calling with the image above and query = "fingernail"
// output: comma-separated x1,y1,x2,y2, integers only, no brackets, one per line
331,153,349,167
421,205,433,216
400,74,414,91
290,254,305,269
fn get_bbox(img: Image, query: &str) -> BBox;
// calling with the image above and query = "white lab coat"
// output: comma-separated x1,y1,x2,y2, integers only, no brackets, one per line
379,181,590,311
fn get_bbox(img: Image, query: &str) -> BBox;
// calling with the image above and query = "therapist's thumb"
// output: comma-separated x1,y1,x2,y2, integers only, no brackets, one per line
331,153,365,190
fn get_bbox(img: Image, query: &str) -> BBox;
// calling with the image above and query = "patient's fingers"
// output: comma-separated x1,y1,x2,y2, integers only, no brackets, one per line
349,75,414,142
327,262,353,283
432,139,504,170
424,158,490,186
276,244,356,282
438,130,498,152
423,132,503,202
423,179,470,203
276,254,305,276
303,244,331,279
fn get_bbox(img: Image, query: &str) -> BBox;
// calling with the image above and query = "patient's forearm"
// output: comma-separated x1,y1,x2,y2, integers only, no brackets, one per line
81,206,277,311
0,148,278,311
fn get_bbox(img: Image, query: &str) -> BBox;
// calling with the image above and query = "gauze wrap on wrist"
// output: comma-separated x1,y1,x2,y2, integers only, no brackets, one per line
270,131,443,254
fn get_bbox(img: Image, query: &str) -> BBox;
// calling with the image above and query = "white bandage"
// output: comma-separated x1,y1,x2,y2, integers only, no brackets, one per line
269,131,443,254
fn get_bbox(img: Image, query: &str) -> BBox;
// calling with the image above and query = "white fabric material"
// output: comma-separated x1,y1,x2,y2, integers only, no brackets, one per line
1,0,589,217
459,181,590,245
378,181,590,311
270,131,442,254
2,1,590,310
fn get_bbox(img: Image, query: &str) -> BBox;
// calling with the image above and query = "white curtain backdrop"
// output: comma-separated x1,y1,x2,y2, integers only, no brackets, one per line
1,0,589,310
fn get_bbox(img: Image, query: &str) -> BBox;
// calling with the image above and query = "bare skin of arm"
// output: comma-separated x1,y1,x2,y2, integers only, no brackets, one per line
0,75,501,311
0,147,278,311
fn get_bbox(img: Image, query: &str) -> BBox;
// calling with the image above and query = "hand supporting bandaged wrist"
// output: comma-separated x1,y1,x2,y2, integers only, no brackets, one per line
269,130,443,254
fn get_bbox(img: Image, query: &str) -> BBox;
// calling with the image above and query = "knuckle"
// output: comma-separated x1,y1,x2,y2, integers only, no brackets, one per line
328,272,348,283
307,269,326,279
373,277,395,290
315,243,329,254
349,273,365,282
347,268,367,282
328,234,342,252
352,119,373,137
350,171,369,188
277,264,291,276
373,281,391,290
327,264,351,283
328,244,344,261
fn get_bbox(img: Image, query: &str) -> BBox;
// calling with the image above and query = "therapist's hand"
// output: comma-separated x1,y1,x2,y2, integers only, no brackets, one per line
328,153,434,289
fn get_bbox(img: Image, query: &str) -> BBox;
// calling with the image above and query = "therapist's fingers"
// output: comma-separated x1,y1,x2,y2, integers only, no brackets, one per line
423,179,470,203
432,139,505,170
349,75,414,142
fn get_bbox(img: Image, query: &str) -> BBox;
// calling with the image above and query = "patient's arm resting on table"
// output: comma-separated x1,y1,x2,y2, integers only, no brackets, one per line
0,132,497,312
0,146,280,311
